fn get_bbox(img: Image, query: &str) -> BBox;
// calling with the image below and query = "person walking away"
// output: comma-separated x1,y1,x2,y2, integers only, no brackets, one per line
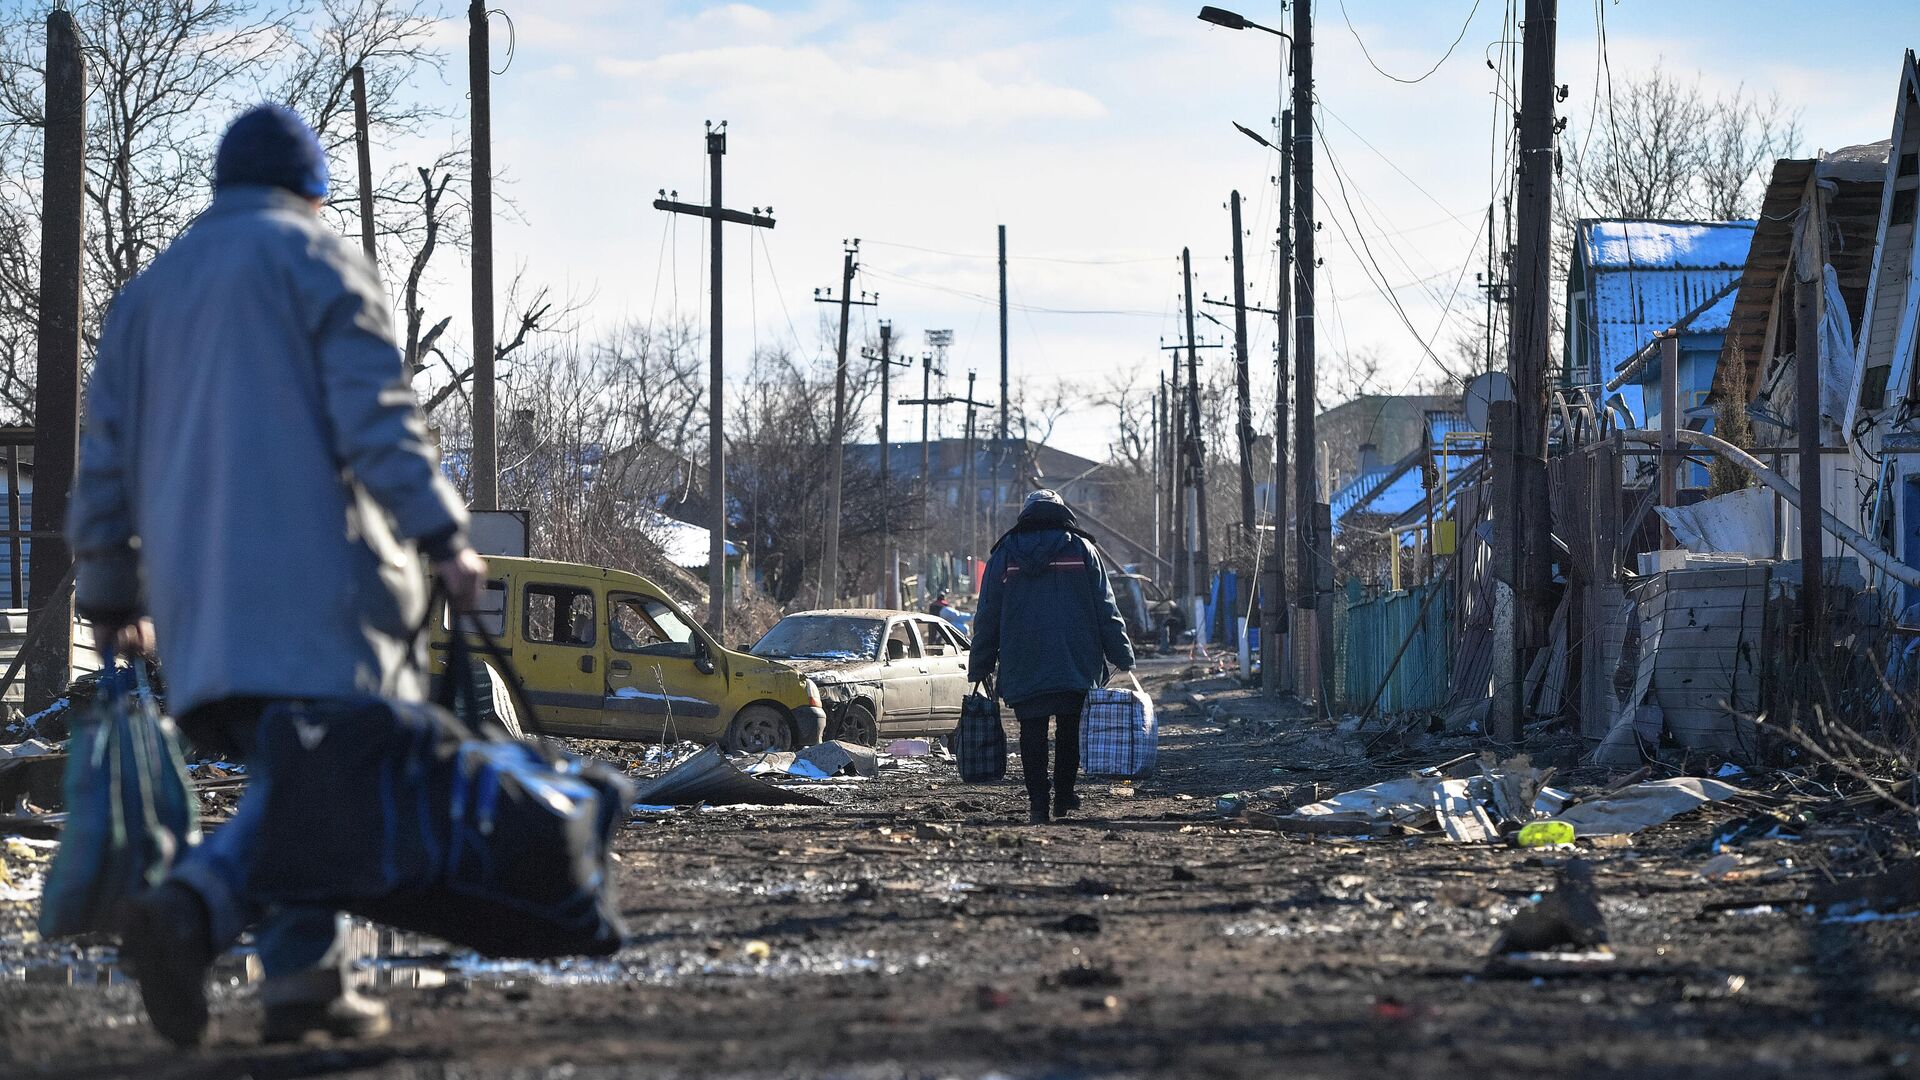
928,590,957,624
967,491,1133,824
69,105,486,1048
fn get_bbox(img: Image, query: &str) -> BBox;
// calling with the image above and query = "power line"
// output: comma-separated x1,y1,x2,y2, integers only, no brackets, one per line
864,239,1166,266
1338,0,1484,84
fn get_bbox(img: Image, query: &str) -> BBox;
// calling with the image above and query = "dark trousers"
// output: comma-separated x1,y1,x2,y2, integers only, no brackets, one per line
1015,700,1083,812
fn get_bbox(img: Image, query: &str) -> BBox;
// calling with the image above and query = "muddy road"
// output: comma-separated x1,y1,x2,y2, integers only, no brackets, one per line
5,663,1920,1079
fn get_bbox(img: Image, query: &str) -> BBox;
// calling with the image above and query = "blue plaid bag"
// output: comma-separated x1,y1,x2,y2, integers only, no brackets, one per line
1079,672,1156,779
954,685,1006,783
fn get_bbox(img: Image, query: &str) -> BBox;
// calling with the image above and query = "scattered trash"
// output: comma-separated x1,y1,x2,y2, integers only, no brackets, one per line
885,739,932,758
975,984,1013,1011
914,823,958,841
1696,853,1747,880
0,739,58,762
629,746,828,808
1048,913,1101,935
1545,777,1741,838
1282,754,1561,842
1109,784,1137,798
741,752,833,780
1494,860,1608,956
1215,793,1249,817
798,740,879,778
1811,859,1919,919
1048,961,1123,989
1516,821,1576,848
1716,763,1747,779
742,939,772,962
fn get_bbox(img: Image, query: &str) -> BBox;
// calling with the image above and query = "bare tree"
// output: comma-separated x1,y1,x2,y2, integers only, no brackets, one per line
0,0,447,422
1563,63,1800,222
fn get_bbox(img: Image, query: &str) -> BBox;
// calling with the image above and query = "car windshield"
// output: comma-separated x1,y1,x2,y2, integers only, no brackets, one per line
751,616,884,661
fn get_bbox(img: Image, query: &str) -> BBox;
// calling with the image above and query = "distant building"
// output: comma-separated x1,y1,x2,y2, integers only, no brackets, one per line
1314,394,1460,498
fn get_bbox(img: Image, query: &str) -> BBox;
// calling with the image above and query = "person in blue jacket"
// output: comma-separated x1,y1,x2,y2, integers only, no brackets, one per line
967,490,1134,823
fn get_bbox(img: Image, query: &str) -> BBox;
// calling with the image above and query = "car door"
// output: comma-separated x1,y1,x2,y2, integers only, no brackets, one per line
915,617,972,731
874,619,931,732
513,580,603,735
602,591,728,743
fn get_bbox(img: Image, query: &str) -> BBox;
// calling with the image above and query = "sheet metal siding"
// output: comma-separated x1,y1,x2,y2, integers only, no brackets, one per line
1342,580,1453,714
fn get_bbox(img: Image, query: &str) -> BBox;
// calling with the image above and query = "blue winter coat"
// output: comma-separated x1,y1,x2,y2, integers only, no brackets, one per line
966,502,1134,708
69,186,467,715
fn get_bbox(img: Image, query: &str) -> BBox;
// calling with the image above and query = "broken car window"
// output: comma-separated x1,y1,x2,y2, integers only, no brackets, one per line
885,621,921,661
610,593,699,658
750,616,884,661
442,580,507,636
525,584,595,647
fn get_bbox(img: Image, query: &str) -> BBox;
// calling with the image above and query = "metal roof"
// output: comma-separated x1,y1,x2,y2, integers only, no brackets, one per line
1579,220,1755,391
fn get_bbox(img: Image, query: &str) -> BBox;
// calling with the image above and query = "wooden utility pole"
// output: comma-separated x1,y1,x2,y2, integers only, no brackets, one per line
1292,0,1328,713
468,0,497,510
25,6,83,713
1270,108,1294,695
1153,375,1165,565
1181,247,1211,625
654,123,776,635
350,64,376,263
997,225,1010,530
815,242,875,604
913,337,948,597
1229,191,1256,544
1499,0,1559,739
1794,183,1828,651
864,322,910,607
964,370,980,564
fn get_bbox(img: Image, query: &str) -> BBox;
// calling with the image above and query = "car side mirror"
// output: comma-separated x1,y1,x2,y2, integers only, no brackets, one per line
694,639,716,675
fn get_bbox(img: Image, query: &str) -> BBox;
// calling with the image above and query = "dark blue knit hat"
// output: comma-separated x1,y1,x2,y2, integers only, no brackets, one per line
213,105,328,199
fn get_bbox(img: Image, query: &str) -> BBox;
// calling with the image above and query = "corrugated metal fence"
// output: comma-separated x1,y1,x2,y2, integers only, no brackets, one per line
1341,579,1453,715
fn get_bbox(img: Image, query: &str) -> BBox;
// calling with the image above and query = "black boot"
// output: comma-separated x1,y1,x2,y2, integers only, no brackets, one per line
121,882,215,1049
1053,791,1082,819
1029,802,1051,825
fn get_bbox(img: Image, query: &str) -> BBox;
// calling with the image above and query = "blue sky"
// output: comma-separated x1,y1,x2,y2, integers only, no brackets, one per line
399,1,1920,458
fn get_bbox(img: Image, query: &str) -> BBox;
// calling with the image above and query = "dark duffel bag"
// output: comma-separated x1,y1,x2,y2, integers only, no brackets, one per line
247,614,633,958
953,683,1007,784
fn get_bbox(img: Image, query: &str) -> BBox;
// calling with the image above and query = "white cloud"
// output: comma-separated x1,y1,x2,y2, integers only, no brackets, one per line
595,44,1105,128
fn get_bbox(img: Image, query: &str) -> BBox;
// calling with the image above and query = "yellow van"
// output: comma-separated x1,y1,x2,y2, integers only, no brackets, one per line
428,556,825,753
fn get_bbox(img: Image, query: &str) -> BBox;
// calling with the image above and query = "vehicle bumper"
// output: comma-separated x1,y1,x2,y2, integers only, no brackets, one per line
793,705,828,746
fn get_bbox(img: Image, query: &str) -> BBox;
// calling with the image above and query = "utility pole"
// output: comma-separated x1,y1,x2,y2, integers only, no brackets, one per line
25,6,83,713
350,64,376,263
468,0,497,511
916,335,950,598
1291,0,1331,715
901,382,993,589
863,322,910,607
1498,0,1559,741
1794,180,1828,653
1271,108,1294,695
1162,325,1221,606
815,242,875,605
1229,190,1256,544
997,225,1010,533
964,370,980,565
654,123,776,636
1181,247,1212,631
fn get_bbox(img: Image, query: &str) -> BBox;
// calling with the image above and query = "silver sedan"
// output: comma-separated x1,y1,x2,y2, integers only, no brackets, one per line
748,609,973,746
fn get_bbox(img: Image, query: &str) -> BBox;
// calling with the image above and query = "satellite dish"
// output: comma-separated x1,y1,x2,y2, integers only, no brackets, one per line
1463,371,1514,432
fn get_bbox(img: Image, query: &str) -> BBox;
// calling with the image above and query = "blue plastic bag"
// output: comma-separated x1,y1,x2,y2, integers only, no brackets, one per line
38,662,199,938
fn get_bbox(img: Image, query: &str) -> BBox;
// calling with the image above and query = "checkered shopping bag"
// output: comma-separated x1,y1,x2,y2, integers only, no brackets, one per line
1079,671,1156,779
954,685,1007,783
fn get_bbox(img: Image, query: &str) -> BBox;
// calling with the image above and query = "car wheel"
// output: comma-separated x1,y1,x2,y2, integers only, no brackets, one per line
829,701,879,747
722,704,792,754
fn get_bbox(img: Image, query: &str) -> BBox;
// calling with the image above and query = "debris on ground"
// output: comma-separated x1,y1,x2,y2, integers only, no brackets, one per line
628,746,828,808
885,739,932,758
1493,859,1609,956
799,740,879,778
1544,777,1742,837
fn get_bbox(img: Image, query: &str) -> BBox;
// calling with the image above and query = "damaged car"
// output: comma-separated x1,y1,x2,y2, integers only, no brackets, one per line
748,610,971,746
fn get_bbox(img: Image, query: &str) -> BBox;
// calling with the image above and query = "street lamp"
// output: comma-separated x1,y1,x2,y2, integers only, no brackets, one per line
1197,6,1290,40
1232,120,1275,150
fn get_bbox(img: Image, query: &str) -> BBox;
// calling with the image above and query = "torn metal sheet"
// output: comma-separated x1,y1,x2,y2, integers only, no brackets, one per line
1546,777,1741,837
629,746,827,808
799,740,879,778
